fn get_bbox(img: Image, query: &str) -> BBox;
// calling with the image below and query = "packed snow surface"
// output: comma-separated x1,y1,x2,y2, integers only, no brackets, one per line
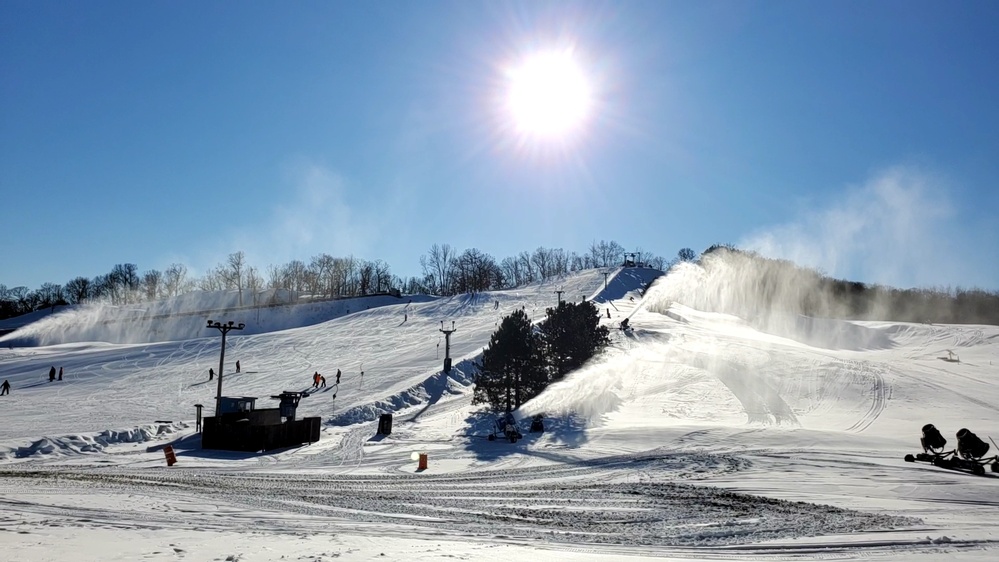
1,267,997,561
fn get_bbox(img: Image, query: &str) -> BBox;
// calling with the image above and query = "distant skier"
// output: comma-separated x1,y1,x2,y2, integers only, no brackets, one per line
49,366,56,382
235,360,240,373
58,367,63,381
320,375,326,388
209,368,214,381
335,369,341,385
313,372,321,389
1,379,10,395
606,308,611,319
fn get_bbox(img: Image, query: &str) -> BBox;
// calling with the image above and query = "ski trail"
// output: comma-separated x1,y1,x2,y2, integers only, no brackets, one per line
844,361,890,433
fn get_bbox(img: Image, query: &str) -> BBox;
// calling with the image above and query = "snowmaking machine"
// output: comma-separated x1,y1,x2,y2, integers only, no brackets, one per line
904,424,999,476
487,412,523,443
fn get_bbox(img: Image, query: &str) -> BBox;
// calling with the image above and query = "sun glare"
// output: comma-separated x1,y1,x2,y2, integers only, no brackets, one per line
505,50,593,140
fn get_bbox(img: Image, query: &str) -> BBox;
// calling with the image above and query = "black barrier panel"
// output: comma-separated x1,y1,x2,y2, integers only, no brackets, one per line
378,413,393,435
202,415,321,452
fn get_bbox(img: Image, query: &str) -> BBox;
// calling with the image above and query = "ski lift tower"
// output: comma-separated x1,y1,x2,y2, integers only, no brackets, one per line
623,252,638,267
440,320,457,373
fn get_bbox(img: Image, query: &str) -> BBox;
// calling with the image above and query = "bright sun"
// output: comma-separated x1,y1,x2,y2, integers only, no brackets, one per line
505,50,593,140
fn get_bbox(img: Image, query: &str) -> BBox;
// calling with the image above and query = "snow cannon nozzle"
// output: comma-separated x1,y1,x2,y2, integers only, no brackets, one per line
920,423,947,453
956,428,990,460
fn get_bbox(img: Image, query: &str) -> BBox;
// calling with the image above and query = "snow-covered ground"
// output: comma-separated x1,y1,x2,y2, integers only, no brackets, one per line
1,266,997,561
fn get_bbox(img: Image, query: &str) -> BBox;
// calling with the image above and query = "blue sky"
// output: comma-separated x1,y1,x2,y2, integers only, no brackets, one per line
2,0,998,291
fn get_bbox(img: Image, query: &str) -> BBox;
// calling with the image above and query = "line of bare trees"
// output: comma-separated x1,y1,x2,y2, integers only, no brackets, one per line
416,241,667,296
1,240,666,320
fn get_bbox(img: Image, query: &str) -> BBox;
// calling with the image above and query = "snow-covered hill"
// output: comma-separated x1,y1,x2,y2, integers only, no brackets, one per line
1,265,997,561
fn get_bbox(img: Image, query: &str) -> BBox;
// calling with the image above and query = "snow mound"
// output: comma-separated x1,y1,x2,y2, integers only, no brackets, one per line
0,423,188,460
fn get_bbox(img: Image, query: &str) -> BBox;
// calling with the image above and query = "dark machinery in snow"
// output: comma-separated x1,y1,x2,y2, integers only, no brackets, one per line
488,412,523,443
904,424,998,476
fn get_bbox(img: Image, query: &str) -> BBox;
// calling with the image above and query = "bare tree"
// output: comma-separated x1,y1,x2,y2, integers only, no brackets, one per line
310,253,336,298
107,263,140,304
142,269,162,301
36,283,63,309
453,248,498,293
333,256,358,296
420,243,455,296
218,251,247,305
372,259,392,293
90,275,110,302
245,266,263,305
500,256,524,288
517,251,535,284
283,260,308,292
266,264,283,289
531,247,553,280
163,263,188,298
550,248,570,276
197,268,224,291
64,277,92,304
588,240,625,267
358,261,375,295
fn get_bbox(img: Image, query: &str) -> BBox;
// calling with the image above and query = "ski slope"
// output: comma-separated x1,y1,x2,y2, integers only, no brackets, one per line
1,266,997,561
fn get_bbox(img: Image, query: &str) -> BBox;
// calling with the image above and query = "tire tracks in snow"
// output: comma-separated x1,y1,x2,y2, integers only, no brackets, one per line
845,361,891,433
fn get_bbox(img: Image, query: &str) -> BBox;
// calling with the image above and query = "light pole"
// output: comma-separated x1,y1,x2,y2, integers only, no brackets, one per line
206,319,245,417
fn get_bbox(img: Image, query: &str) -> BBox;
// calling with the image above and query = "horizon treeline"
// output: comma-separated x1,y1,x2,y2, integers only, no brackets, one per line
698,245,999,326
0,240,669,320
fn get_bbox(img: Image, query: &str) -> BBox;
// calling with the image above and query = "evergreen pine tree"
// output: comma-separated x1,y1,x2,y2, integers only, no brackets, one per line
540,300,610,381
473,309,544,412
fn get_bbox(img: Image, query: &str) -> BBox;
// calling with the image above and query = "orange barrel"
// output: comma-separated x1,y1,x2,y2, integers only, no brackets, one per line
163,445,177,466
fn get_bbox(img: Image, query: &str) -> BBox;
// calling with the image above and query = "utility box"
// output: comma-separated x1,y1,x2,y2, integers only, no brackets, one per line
378,413,393,435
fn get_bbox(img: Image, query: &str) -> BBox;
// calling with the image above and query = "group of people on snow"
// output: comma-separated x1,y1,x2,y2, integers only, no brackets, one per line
3,366,65,396
313,372,326,388
0,365,68,396
311,368,342,389
208,359,243,381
